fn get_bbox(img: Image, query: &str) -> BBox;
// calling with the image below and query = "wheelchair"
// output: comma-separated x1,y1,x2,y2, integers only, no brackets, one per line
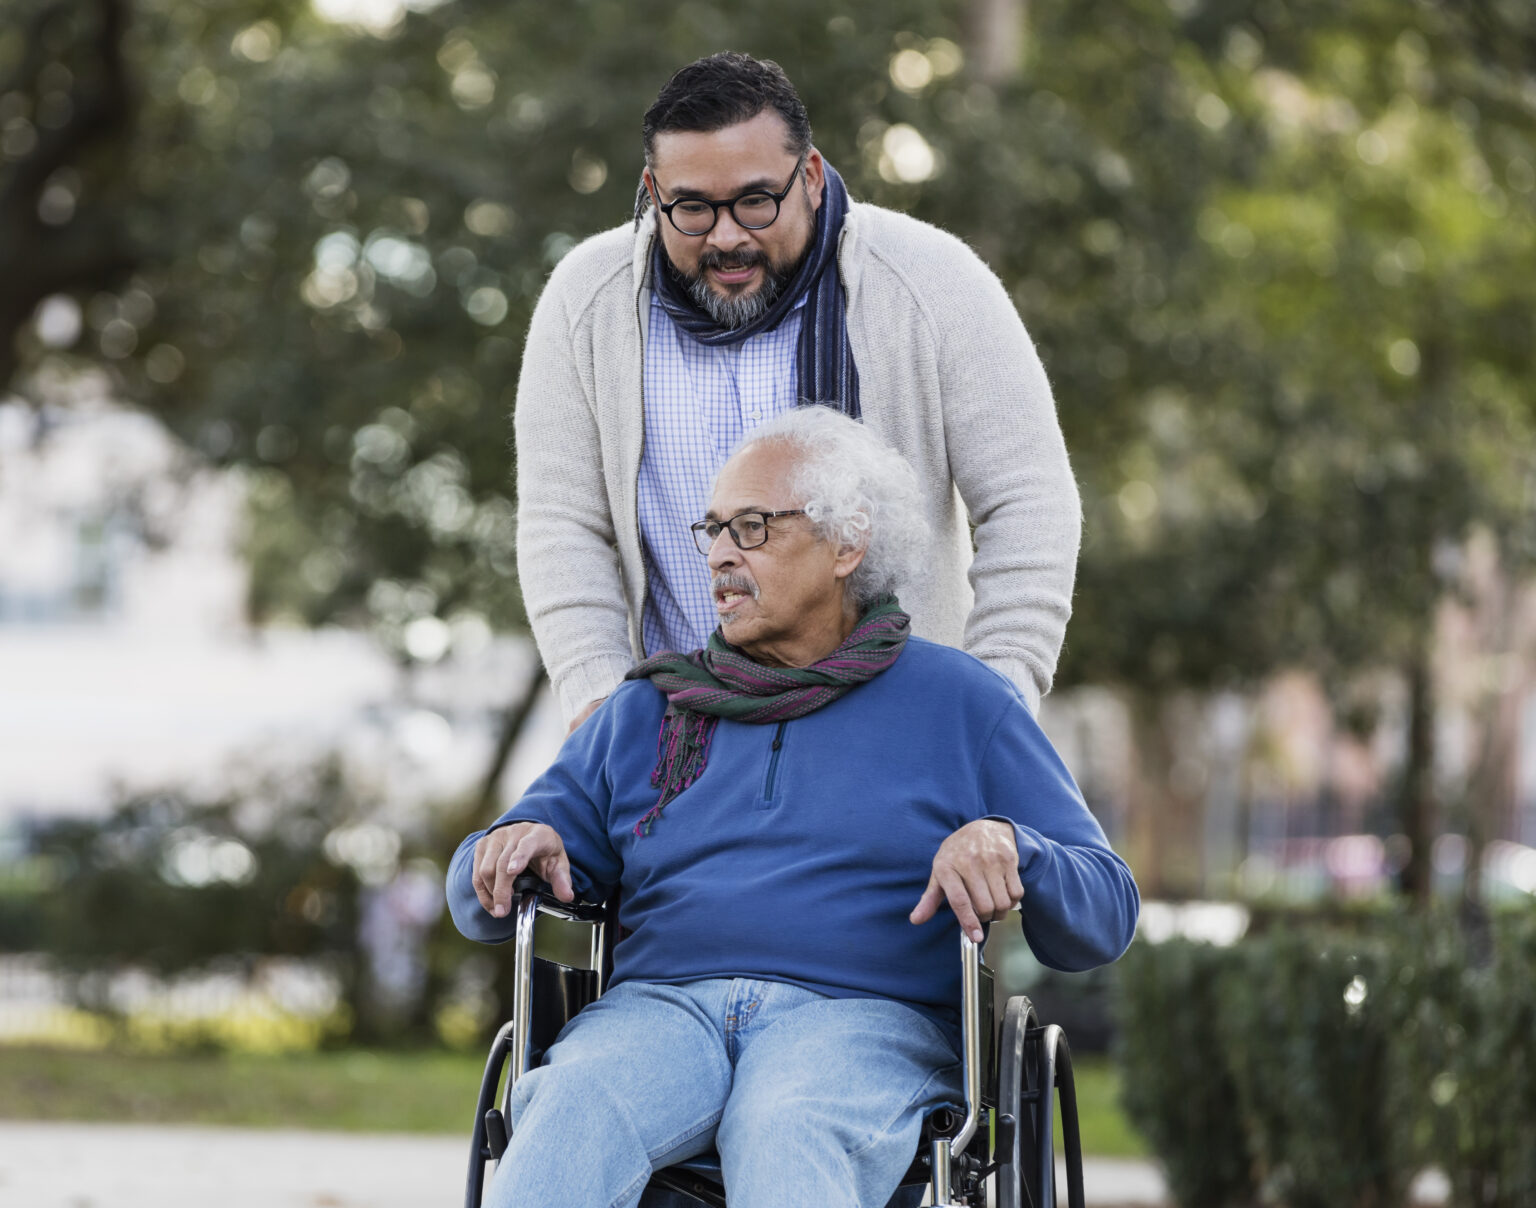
466,874,1085,1208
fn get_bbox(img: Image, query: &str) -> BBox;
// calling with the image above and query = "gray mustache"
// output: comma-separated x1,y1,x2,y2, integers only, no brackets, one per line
711,573,759,600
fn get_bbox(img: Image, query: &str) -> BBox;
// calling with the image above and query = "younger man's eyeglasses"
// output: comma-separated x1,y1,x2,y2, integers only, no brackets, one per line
652,154,808,237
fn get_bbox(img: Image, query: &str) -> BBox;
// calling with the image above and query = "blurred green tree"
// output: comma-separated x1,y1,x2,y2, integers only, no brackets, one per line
4,0,1533,896
4,0,1265,636
0,0,134,389
1055,3,1536,897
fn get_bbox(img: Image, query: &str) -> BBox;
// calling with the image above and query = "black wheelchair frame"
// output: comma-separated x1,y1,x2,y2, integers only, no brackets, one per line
466,875,1085,1208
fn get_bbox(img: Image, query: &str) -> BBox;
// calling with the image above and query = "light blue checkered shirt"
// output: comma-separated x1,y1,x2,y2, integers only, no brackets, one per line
639,292,806,655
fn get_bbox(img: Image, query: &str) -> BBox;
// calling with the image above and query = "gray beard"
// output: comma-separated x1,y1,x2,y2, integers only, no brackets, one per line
685,264,789,329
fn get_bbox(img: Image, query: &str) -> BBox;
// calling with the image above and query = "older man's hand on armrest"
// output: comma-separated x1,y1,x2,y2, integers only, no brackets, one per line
909,818,1024,945
473,821,575,918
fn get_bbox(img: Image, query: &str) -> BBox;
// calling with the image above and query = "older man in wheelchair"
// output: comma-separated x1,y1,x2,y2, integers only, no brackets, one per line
447,407,1139,1208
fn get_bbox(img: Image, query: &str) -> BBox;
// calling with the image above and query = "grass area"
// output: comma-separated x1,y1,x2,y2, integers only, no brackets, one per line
1068,1054,1148,1158
0,1046,483,1134
0,1045,1147,1157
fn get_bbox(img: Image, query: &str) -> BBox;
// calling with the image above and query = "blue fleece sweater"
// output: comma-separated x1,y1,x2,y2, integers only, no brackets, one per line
448,638,1138,1031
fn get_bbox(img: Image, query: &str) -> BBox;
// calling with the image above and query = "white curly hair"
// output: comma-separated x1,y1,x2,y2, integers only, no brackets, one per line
727,406,931,608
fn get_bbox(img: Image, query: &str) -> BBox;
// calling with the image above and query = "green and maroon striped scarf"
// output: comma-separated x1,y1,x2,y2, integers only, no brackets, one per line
623,595,911,835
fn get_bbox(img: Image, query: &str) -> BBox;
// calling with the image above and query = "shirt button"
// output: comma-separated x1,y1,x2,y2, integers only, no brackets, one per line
748,410,761,421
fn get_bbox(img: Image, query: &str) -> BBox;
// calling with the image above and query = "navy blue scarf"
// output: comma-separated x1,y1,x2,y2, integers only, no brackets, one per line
647,161,860,419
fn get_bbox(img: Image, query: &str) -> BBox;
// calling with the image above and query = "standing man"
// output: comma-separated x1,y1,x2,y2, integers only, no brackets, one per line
516,52,1080,729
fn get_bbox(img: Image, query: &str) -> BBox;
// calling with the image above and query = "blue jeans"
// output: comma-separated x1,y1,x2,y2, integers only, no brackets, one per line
486,978,962,1208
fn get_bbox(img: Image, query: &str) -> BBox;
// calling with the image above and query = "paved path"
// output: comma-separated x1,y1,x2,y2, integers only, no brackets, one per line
0,1121,1171,1207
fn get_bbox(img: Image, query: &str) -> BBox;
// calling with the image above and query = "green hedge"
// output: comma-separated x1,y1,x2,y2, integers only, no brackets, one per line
1117,938,1252,1208
1396,909,1536,1207
1114,905,1536,1208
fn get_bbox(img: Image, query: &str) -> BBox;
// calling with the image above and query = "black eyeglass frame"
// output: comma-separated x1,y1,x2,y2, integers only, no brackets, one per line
650,153,808,237
690,509,809,556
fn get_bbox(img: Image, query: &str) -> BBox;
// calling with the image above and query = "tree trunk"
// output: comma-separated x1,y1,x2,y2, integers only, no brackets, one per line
0,0,135,391
965,0,1028,86
1458,540,1519,941
472,658,550,820
1398,640,1436,906
1125,689,1206,899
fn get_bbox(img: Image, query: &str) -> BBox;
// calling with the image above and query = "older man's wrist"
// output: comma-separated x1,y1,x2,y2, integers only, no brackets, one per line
981,815,1041,878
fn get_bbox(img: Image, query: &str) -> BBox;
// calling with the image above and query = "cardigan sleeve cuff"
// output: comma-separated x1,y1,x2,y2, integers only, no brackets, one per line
553,652,636,724
983,656,1044,716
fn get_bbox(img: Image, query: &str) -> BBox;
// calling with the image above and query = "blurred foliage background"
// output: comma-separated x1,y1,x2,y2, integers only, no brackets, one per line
2,0,1535,1183
5,0,1534,893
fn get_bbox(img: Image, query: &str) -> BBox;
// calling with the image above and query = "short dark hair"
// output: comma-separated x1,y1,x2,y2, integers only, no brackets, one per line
642,52,812,165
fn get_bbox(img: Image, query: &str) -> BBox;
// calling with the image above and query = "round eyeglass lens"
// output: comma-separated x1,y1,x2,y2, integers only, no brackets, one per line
730,194,779,228
671,203,716,235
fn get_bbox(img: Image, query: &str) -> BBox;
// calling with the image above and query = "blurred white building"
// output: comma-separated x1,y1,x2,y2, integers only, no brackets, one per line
0,382,562,829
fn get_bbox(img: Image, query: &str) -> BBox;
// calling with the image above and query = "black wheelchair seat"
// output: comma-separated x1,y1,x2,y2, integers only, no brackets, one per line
466,876,1084,1208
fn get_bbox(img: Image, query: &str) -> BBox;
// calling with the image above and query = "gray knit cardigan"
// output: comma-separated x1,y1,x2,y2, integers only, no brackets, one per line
513,202,1081,720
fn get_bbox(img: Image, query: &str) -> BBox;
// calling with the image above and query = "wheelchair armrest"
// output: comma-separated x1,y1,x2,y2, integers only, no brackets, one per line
511,872,609,924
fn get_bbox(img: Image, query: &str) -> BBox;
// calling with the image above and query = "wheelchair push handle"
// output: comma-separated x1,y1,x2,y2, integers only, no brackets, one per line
507,872,609,923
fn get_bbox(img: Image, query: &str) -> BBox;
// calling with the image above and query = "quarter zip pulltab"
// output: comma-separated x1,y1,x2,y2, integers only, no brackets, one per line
763,721,788,800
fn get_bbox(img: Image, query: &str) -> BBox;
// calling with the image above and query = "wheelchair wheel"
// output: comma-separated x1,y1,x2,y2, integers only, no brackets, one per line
995,996,1085,1208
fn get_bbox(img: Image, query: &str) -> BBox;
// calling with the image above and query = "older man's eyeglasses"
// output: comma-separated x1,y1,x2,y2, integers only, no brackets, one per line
690,510,807,556
652,154,807,237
